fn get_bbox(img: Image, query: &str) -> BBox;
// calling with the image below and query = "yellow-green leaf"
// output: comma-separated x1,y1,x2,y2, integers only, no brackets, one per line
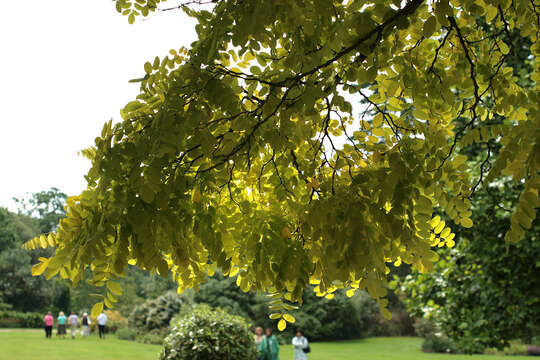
461,217,473,228
283,314,296,323
31,261,49,276
440,227,451,238
47,234,55,247
91,302,104,318
430,216,441,228
39,235,47,249
106,281,122,296
434,221,446,234
380,307,392,320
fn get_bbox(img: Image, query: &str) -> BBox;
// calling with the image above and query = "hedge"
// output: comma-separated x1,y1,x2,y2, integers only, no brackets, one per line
0,311,42,328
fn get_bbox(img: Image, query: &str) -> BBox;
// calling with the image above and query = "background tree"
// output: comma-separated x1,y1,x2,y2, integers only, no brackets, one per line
0,208,53,312
14,187,67,234
26,0,540,326
402,181,540,353
1,189,71,313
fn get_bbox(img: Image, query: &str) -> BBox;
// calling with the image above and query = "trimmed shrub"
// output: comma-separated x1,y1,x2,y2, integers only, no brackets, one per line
0,311,42,328
130,291,187,336
422,335,458,354
160,305,257,360
117,328,136,341
413,317,437,338
89,310,127,333
104,310,127,333
137,329,165,345
485,341,527,356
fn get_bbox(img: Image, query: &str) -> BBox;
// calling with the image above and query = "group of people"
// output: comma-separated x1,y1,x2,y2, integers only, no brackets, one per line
43,311,108,339
254,327,309,360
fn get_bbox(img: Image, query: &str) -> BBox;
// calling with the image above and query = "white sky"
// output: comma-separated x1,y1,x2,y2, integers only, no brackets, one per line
0,0,197,209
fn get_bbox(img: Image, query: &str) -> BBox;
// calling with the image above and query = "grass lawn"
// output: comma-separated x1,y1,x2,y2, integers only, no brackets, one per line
0,330,161,360
0,330,531,360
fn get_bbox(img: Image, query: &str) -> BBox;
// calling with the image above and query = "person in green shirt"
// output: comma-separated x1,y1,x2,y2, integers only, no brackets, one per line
57,312,67,338
260,328,280,360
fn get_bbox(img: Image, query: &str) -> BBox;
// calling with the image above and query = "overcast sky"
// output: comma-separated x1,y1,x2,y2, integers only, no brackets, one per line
0,0,197,209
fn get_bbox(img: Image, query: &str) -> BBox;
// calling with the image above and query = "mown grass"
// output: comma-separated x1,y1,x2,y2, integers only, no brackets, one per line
0,330,531,360
0,330,161,360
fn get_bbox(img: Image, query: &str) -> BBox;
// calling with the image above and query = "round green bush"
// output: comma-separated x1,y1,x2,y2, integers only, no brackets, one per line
130,291,187,336
116,328,136,341
160,305,257,360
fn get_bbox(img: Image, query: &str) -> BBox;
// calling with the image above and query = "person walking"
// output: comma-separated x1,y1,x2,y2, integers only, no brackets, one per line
57,311,67,338
97,311,108,339
68,312,79,339
254,327,265,360
43,312,54,338
261,328,280,360
81,312,90,337
292,330,309,360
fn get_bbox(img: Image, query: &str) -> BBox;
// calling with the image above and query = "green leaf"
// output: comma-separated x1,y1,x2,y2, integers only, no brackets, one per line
423,16,437,38
140,184,155,204
144,62,153,74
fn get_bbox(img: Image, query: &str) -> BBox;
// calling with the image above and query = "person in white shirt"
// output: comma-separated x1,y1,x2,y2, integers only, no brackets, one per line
97,311,108,339
68,312,79,339
292,330,309,360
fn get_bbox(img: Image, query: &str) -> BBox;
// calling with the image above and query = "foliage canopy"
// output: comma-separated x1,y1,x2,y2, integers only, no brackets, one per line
25,0,540,325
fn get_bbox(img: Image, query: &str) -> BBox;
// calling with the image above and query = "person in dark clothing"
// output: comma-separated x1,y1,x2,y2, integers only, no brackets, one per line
81,312,90,337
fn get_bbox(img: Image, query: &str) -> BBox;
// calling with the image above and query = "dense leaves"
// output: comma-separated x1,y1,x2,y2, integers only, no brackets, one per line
160,304,258,360
26,0,540,318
